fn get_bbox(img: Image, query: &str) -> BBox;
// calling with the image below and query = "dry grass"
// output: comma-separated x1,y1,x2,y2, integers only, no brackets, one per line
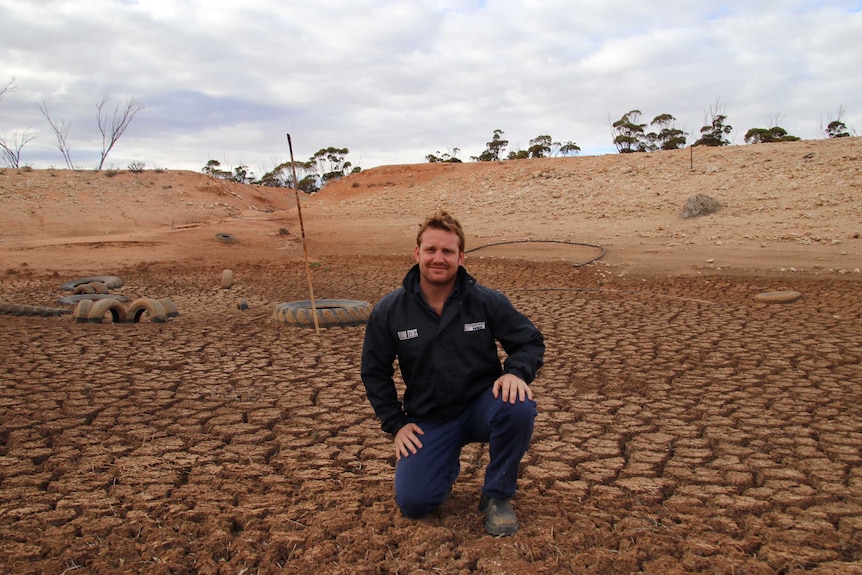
681,193,721,218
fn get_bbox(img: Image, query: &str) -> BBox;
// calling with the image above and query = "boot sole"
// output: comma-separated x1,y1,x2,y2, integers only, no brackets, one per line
485,522,518,536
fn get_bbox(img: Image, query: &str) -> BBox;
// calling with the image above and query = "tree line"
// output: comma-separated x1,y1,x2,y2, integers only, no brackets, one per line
2,72,856,182
427,132,582,163
202,146,359,193
200,102,854,191
426,102,854,164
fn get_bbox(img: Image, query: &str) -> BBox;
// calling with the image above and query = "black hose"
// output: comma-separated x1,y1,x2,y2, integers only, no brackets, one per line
465,239,606,267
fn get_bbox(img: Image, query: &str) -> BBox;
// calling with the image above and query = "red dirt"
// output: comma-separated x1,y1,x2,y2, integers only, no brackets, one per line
1,138,861,574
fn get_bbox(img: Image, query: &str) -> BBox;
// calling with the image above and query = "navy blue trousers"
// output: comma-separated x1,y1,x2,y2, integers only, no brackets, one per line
394,386,538,518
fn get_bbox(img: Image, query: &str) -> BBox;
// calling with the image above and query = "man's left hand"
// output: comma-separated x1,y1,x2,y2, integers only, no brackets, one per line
493,373,533,403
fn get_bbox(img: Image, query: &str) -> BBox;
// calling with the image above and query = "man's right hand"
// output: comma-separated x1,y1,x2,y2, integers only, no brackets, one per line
394,423,425,461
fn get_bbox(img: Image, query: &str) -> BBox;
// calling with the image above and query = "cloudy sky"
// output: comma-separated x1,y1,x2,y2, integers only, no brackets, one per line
1,0,860,176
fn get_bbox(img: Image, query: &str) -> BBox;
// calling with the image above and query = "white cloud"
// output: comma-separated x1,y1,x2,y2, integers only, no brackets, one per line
1,0,861,171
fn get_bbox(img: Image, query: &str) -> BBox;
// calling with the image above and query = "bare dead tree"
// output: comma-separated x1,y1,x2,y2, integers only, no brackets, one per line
0,129,36,168
0,76,15,101
764,112,787,129
39,99,75,169
702,98,730,133
0,77,36,168
96,94,144,170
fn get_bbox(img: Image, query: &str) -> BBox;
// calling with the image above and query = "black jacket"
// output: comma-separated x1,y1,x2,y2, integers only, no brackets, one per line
361,265,545,435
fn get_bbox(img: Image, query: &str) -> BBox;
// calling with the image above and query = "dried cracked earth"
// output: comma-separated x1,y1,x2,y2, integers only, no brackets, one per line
1,256,860,574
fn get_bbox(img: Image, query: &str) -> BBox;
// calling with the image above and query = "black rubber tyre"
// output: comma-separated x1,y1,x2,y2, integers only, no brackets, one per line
0,302,69,317
221,269,233,289
0,303,25,316
88,281,110,294
273,299,372,327
158,299,179,318
87,298,127,323
126,297,167,323
237,298,249,311
73,300,93,323
60,276,124,291
73,283,96,295
58,294,130,306
215,233,237,244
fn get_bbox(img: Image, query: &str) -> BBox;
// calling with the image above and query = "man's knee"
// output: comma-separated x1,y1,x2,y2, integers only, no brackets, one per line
395,492,439,519
395,473,452,519
498,398,537,428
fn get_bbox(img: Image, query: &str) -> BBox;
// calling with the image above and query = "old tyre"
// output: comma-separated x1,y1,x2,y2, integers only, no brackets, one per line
0,302,68,317
126,297,167,323
88,281,110,294
753,290,802,304
273,299,372,327
0,303,26,316
158,299,179,318
87,298,127,323
73,299,93,323
60,275,124,291
221,269,233,289
58,294,130,305
237,298,249,311
73,283,96,295
215,233,236,244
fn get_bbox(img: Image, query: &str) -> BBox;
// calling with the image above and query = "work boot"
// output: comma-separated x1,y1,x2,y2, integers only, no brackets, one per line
478,495,518,536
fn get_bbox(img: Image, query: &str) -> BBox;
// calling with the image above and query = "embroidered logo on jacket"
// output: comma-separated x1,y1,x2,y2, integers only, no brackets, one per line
464,322,486,332
397,329,419,341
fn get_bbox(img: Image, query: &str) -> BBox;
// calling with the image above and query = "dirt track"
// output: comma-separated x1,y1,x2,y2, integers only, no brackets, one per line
1,257,860,574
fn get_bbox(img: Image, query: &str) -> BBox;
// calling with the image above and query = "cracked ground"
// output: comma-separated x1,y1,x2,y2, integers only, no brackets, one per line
1,257,861,574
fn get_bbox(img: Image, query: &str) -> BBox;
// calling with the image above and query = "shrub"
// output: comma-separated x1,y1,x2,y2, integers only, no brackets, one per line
681,194,721,218
825,120,850,139
128,161,145,173
744,126,800,144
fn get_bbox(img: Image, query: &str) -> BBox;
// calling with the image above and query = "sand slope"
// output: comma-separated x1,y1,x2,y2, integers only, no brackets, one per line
1,137,860,277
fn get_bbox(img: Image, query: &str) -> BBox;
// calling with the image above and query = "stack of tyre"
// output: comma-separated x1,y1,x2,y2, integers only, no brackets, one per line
60,276,178,324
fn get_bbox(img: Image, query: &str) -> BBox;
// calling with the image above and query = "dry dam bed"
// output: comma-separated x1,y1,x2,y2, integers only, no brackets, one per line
1,258,860,575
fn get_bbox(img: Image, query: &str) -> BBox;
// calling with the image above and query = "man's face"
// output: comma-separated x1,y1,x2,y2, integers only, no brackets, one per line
414,228,465,287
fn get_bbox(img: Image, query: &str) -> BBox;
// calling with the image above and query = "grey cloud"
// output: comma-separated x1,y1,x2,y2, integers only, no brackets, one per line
1,0,860,171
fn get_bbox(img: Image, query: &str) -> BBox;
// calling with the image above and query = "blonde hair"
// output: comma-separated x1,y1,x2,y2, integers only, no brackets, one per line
417,210,465,252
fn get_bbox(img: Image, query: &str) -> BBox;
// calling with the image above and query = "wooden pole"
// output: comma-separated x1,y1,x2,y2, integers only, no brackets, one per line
287,134,320,334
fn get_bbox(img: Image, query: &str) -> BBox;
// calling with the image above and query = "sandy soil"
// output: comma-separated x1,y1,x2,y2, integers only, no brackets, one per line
1,138,861,574
2,136,860,278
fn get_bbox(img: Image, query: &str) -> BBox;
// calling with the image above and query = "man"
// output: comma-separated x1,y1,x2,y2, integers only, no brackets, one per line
361,210,545,536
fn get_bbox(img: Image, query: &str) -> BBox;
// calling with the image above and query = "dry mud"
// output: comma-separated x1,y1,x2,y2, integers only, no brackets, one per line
1,258,861,574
